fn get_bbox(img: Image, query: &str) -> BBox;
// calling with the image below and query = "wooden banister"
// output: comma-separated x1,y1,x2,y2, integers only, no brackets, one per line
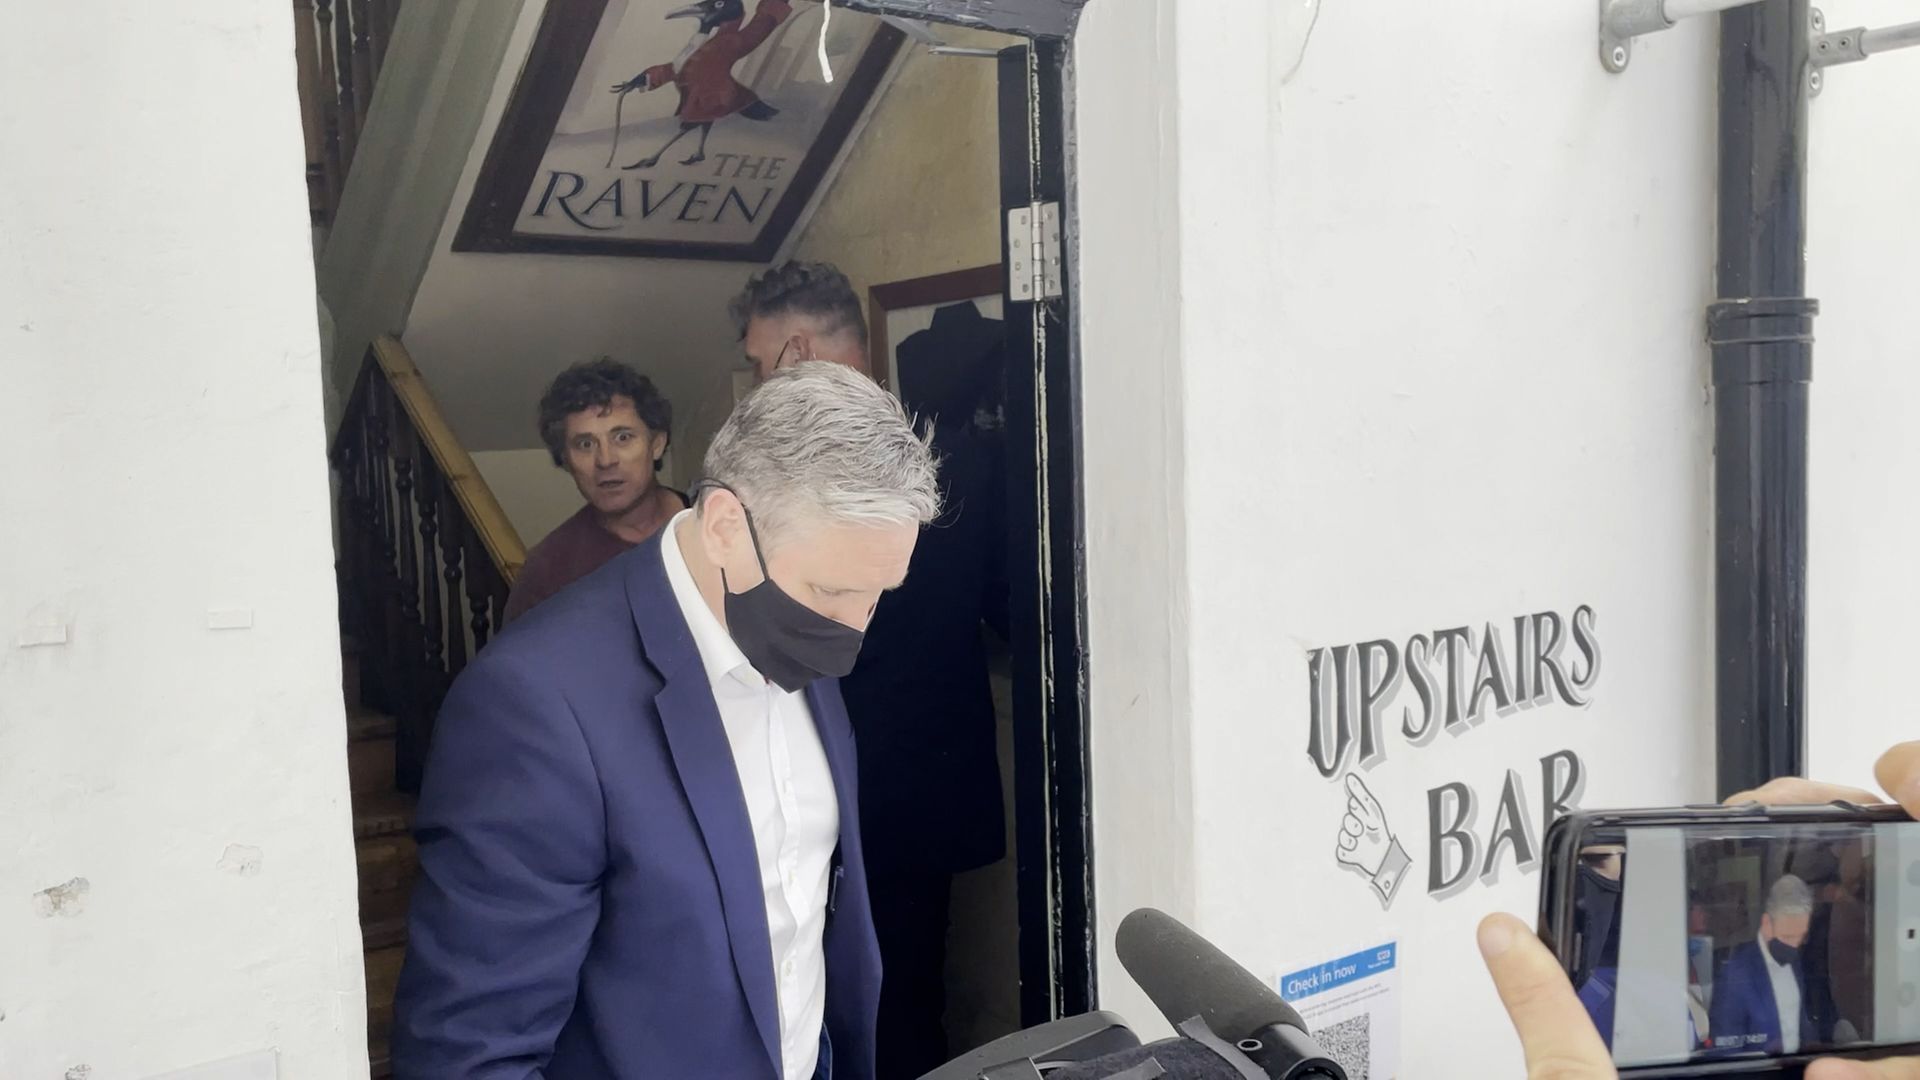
292,0,399,231
330,334,522,792
368,335,525,583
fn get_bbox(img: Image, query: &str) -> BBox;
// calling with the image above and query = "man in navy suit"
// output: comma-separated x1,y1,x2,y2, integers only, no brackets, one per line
731,263,1014,1076
1709,873,1819,1057
392,362,942,1080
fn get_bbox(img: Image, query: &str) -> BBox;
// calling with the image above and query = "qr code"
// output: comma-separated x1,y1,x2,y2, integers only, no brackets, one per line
1310,1014,1370,1080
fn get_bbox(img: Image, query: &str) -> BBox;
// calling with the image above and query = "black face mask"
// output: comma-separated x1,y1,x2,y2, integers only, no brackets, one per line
708,485,868,693
1577,863,1625,973
1767,937,1801,967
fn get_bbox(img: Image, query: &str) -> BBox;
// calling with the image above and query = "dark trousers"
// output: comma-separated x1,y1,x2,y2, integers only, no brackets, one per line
869,867,954,1079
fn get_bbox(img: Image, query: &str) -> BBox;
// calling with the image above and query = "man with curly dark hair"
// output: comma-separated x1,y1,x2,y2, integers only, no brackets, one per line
730,260,871,383
503,358,687,623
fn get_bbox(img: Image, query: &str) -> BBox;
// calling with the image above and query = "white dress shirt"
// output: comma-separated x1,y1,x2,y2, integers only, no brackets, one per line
662,511,839,1080
1762,940,1803,1053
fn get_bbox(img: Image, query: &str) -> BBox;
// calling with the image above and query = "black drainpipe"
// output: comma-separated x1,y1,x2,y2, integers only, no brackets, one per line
1711,0,1819,798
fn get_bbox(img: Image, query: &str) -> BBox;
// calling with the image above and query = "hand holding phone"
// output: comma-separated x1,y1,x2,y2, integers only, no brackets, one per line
1478,909,1619,1078
1744,743,1920,1080
1533,741,1920,1076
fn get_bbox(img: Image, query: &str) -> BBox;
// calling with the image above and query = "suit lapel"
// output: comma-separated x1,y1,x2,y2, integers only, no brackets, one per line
806,680,861,865
628,534,782,1077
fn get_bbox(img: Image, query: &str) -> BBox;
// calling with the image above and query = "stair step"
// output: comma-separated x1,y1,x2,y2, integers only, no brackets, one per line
342,647,363,708
363,916,408,951
354,791,415,841
348,739,395,796
364,943,406,1044
347,717,397,795
348,708,397,742
357,830,419,927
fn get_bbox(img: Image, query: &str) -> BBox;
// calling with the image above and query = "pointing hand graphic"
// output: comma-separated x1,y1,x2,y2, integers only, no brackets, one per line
1336,773,1411,909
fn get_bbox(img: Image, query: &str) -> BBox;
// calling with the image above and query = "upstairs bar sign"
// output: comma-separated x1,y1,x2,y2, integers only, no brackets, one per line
455,0,904,261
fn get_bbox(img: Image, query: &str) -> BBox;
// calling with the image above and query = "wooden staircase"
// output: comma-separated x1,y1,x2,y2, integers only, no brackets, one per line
330,337,525,1079
344,641,414,1078
292,0,405,234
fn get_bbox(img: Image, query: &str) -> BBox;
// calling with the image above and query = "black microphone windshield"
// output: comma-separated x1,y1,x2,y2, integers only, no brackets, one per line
1115,907,1307,1043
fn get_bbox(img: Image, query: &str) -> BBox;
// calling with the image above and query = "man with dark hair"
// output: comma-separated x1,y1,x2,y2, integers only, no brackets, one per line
734,261,1011,1076
503,358,687,622
730,260,871,383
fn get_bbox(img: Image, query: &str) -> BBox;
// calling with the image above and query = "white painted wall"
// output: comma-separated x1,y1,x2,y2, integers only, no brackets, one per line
1803,0,1920,794
0,5,366,1079
1076,0,1729,1070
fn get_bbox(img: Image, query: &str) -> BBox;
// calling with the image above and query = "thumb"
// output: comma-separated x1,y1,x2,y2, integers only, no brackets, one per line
1810,1058,1920,1080
1874,740,1920,818
1478,912,1616,1079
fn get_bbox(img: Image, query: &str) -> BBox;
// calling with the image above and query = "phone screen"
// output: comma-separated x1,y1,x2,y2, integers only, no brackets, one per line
1570,821,1920,1067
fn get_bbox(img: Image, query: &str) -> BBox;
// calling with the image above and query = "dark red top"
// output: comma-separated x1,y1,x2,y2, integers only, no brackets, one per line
503,494,683,623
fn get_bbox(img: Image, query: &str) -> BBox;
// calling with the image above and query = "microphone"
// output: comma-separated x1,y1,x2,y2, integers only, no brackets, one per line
1115,908,1347,1080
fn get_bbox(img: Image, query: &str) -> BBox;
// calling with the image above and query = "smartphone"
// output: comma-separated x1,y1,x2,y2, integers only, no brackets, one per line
1540,802,1920,1075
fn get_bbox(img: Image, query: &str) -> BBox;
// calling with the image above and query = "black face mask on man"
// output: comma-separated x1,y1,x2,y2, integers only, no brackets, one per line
704,483,868,693
1767,936,1801,967
1576,862,1625,974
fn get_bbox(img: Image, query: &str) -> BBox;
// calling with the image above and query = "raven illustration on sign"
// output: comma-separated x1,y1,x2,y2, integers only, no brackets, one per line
607,0,795,170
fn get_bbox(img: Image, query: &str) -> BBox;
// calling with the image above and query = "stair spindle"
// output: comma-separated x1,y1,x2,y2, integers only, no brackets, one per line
416,453,445,678
292,0,331,226
392,427,420,667
314,0,345,222
467,527,494,653
351,0,375,136
441,486,468,677
390,422,423,792
332,0,360,170
369,377,400,711
332,412,363,645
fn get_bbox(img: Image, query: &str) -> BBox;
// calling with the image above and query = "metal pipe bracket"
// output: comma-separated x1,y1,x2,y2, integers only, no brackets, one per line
1600,0,1670,72
1809,9,1920,94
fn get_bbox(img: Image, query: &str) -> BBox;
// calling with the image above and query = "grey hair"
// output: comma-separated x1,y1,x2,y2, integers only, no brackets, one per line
699,362,940,544
1766,873,1814,919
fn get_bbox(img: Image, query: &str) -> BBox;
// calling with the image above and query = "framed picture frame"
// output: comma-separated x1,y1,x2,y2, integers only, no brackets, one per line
867,264,1003,391
453,0,904,262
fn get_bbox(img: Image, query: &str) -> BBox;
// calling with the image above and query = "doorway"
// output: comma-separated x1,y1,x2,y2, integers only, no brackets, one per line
766,13,1092,1065
316,0,1094,1070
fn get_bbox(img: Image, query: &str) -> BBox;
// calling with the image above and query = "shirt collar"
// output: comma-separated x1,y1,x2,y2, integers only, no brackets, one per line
660,509,760,690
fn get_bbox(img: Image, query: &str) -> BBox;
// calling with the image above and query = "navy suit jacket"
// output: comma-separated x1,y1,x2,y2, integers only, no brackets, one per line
1708,942,1814,1056
392,532,881,1080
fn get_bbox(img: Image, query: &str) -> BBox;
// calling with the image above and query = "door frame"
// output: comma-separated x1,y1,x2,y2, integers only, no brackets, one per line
835,0,1095,1026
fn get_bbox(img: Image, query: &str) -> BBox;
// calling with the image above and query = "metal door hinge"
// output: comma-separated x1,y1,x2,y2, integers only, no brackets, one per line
1008,202,1063,302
